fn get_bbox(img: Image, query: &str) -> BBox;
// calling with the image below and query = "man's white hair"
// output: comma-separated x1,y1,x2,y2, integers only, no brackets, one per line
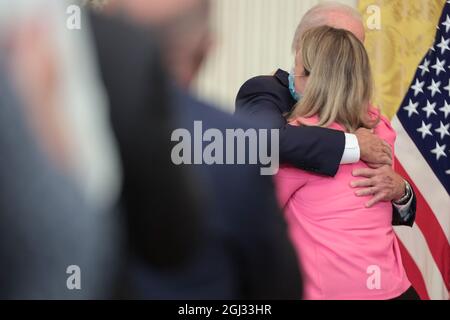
291,1,363,53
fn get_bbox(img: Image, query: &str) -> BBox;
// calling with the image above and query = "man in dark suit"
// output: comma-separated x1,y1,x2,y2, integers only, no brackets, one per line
235,2,416,226
89,3,302,299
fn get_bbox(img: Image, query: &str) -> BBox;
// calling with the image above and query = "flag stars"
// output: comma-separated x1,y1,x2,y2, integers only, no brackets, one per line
411,79,425,96
422,100,438,118
444,79,450,96
440,101,450,118
431,58,446,76
419,59,430,76
442,14,450,33
404,99,419,117
416,121,433,139
427,79,442,97
437,36,450,54
435,121,450,139
431,142,447,160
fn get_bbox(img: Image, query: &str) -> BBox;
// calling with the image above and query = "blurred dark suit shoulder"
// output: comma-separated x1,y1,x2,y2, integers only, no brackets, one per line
141,90,304,300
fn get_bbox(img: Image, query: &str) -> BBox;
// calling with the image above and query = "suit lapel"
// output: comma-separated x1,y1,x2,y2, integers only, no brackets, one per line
274,69,289,88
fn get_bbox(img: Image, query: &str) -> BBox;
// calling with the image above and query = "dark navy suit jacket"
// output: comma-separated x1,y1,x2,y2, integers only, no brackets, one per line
128,91,303,299
236,69,416,226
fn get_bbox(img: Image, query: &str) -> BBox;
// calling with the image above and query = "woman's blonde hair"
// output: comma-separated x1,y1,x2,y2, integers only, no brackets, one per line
289,25,378,132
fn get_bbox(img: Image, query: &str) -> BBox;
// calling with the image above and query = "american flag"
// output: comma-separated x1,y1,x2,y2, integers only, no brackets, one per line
392,1,450,300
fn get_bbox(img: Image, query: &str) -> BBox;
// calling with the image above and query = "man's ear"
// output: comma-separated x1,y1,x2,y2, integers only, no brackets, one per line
294,50,301,64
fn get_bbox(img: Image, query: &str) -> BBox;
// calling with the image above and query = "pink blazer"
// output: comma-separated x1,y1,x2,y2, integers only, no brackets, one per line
275,110,410,299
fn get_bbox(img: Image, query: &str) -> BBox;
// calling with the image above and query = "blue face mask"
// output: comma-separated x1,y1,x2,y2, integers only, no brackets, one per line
288,68,302,102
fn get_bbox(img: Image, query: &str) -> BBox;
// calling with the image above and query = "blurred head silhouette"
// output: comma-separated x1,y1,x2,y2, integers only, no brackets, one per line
105,0,212,88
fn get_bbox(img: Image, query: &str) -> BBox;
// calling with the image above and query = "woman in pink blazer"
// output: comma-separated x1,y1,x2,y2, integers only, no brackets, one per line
275,26,414,300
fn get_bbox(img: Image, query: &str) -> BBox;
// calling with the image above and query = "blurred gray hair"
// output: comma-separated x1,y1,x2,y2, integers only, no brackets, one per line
291,1,362,53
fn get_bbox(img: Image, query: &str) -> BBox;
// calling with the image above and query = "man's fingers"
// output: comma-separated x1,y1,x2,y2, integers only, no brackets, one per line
380,156,393,166
367,162,384,169
366,193,386,208
352,168,377,178
355,187,377,196
350,179,373,188
382,145,392,159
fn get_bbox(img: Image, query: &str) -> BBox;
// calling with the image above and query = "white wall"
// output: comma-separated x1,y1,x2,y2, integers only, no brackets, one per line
194,0,357,111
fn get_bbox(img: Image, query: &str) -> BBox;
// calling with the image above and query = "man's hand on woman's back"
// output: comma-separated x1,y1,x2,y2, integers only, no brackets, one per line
350,166,407,207
355,128,393,167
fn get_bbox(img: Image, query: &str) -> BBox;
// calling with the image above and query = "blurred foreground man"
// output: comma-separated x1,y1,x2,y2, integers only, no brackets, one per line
99,0,303,299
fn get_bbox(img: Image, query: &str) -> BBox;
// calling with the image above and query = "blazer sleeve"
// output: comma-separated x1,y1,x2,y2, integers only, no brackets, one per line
235,77,346,177
391,194,416,227
375,114,416,227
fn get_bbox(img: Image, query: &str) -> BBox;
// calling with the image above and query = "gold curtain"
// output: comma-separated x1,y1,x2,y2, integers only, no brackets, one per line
359,0,446,119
